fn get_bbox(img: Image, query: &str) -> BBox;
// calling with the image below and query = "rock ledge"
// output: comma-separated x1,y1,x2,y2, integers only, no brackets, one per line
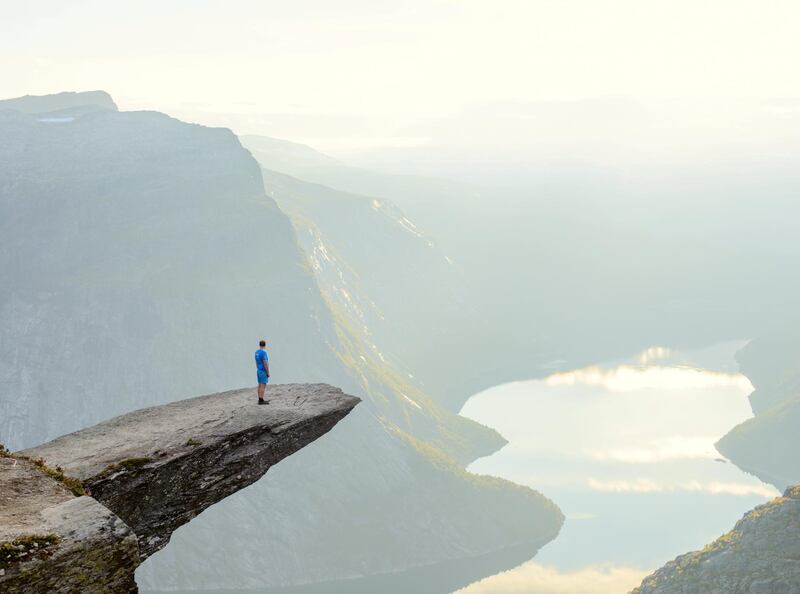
1,384,359,593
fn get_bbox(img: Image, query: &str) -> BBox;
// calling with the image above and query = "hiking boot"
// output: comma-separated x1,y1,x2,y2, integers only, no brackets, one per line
258,398,267,405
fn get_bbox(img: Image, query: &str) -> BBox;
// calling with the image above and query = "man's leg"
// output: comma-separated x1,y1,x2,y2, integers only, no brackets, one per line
258,383,265,399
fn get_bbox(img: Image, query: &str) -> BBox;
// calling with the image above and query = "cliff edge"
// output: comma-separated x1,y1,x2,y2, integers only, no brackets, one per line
0,384,359,593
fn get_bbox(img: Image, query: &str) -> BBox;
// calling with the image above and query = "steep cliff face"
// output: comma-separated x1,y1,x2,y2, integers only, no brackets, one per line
1,92,563,590
1,384,358,592
632,485,800,594
0,101,340,448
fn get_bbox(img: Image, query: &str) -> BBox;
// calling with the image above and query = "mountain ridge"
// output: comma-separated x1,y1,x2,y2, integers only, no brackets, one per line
0,90,118,115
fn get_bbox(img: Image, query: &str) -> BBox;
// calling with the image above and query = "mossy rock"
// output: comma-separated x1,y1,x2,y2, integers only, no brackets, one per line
0,534,60,570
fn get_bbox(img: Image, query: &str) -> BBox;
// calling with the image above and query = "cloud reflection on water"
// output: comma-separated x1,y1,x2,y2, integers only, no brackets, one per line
587,478,778,498
545,363,751,392
454,562,648,594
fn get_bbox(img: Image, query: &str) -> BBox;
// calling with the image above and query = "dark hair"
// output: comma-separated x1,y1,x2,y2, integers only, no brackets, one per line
259,340,266,347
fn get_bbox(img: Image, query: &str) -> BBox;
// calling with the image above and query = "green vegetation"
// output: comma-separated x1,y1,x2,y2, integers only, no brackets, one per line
98,457,152,479
391,427,561,511
284,218,565,533
117,457,151,470
318,284,505,465
185,439,202,447
0,534,60,569
0,443,85,497
27,458,86,497
716,394,800,489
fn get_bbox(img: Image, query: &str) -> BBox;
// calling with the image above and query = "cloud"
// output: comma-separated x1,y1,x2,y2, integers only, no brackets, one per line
454,562,648,594
587,478,779,498
545,364,752,393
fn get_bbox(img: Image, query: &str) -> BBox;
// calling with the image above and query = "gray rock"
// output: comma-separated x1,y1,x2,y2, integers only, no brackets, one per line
632,485,800,594
1,383,358,592
0,457,139,593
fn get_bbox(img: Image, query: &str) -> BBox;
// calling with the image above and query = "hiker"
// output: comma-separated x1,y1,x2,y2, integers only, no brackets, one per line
255,340,270,405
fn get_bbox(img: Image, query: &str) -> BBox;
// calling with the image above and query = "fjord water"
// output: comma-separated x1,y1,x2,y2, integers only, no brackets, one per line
457,341,776,594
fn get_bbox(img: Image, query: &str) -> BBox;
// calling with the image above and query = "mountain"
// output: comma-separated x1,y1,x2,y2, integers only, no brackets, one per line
716,324,800,490
0,92,562,590
0,90,117,115
240,135,469,225
243,134,800,404
242,136,557,410
258,167,494,420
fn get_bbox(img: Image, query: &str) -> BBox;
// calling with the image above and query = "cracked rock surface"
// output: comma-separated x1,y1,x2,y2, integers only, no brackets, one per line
2,383,358,592
0,457,139,593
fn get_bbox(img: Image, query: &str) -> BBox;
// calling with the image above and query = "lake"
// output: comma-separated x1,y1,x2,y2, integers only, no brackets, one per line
456,341,776,593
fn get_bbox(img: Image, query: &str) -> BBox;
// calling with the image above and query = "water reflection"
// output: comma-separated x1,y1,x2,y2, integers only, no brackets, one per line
458,341,777,592
143,542,544,594
455,562,648,594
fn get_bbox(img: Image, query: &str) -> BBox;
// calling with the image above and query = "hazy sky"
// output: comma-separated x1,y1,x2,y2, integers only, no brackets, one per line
4,1,800,152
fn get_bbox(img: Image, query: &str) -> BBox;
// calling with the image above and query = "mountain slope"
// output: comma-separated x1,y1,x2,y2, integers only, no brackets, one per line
0,93,562,590
243,134,800,409
243,136,555,410
716,324,800,490
0,90,117,114
259,167,495,447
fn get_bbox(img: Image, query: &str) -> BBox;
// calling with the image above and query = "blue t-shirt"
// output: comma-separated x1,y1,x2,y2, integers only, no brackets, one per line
255,349,268,371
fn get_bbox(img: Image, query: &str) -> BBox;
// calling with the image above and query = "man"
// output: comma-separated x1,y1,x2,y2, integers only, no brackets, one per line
255,340,270,405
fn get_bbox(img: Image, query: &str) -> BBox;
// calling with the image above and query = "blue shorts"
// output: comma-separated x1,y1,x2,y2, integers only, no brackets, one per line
257,369,269,385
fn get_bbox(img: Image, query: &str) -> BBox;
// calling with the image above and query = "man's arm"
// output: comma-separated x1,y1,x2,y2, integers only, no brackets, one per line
265,360,270,377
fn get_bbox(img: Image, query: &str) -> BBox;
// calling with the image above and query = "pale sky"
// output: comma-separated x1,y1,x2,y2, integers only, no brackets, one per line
3,1,800,153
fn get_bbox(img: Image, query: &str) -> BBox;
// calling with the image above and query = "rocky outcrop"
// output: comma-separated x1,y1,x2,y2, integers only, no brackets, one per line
631,485,800,594
0,457,139,594
1,384,358,592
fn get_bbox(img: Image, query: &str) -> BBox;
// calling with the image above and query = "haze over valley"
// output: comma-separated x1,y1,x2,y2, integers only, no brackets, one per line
3,3,800,593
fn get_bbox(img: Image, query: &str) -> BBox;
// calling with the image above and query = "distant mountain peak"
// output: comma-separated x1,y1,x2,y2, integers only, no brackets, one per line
0,90,118,116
